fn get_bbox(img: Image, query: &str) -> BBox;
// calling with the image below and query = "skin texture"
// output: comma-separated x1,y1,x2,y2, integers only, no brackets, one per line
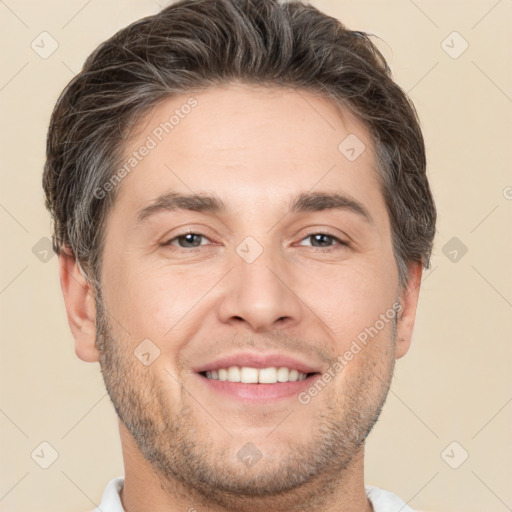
59,83,422,512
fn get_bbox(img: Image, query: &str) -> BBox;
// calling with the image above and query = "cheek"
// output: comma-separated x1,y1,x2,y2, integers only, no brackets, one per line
298,261,397,341
106,257,223,347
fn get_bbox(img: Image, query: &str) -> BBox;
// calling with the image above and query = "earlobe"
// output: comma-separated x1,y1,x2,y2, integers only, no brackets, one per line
395,261,423,359
58,247,99,363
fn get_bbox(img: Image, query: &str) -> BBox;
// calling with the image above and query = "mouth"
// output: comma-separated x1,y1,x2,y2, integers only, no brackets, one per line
199,366,319,383
196,365,322,402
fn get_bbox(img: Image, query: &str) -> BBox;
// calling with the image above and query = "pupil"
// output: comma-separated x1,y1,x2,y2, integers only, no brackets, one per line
313,234,330,246
181,234,201,247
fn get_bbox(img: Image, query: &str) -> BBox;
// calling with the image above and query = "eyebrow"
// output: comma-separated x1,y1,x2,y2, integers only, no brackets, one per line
136,192,226,223
290,192,374,225
136,191,373,225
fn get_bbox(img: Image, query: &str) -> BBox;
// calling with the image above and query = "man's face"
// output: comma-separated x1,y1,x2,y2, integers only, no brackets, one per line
96,83,406,501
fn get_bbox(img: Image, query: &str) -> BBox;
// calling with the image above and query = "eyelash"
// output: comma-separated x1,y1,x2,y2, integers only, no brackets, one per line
161,230,349,252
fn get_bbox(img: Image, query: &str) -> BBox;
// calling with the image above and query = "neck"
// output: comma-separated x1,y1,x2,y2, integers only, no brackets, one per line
119,422,373,512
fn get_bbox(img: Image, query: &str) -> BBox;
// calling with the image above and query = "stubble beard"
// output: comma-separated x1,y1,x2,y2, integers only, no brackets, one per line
95,292,396,510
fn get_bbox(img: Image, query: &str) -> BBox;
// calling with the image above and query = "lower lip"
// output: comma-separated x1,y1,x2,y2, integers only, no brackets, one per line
196,373,321,402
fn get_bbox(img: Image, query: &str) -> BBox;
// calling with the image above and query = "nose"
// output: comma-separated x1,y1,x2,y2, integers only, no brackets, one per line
216,248,303,333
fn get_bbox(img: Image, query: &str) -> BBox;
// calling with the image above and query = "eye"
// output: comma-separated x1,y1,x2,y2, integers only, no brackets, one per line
163,232,211,249
298,233,348,249
161,231,347,251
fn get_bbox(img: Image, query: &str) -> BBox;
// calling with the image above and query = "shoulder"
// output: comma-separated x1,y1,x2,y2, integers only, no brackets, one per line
365,485,417,512
88,477,125,512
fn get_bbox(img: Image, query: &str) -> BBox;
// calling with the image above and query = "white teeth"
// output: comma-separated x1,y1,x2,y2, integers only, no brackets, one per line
278,367,298,382
204,366,309,383
259,367,277,384
240,367,259,383
227,366,241,382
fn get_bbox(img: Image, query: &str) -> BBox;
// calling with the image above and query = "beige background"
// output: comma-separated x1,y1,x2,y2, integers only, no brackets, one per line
1,0,511,511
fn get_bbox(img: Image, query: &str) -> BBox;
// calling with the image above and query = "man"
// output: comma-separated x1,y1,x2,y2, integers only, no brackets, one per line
42,0,436,510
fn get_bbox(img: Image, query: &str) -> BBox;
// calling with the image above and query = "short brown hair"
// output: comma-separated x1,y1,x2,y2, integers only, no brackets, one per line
42,0,436,290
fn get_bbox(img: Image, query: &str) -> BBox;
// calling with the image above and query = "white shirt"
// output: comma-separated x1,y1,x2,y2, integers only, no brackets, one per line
92,477,416,512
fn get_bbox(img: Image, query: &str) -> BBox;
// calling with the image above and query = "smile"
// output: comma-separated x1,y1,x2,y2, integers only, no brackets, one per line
201,366,313,383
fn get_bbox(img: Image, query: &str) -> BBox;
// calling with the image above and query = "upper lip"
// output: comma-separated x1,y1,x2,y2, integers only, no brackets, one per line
193,352,323,375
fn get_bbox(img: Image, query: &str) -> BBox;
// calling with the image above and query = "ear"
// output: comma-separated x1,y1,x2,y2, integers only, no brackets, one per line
58,247,99,362
395,261,423,359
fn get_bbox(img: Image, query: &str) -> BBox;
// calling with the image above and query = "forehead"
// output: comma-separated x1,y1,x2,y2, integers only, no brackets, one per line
113,83,386,225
